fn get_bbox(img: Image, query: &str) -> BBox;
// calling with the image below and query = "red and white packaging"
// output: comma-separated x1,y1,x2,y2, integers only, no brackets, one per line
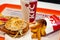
20,0,37,22
44,15,60,34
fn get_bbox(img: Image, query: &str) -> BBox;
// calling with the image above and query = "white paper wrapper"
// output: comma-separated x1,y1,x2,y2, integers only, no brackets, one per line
0,31,5,38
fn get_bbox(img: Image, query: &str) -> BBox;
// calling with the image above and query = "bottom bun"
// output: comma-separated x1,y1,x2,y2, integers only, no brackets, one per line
0,24,29,38
8,25,29,38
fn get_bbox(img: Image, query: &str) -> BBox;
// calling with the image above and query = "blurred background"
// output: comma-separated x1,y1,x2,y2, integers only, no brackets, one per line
39,0,60,4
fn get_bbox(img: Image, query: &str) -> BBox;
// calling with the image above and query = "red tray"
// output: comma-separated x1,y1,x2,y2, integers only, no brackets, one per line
0,4,60,40
0,4,60,16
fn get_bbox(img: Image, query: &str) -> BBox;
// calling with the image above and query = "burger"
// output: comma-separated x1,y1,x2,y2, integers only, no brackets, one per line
0,17,29,38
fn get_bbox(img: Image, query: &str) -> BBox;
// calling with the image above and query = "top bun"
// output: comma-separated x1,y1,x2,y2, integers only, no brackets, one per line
5,17,27,31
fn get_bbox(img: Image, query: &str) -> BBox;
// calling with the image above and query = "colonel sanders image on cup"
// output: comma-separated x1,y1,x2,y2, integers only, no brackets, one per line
20,0,37,22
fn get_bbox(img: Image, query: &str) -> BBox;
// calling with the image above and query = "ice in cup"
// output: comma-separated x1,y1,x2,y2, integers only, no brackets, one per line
20,0,37,22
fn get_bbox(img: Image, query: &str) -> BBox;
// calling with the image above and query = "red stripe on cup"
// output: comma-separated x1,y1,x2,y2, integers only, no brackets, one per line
29,1,37,22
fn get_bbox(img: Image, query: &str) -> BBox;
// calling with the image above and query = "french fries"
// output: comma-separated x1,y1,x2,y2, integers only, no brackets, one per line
36,28,41,40
40,24,46,36
30,19,46,40
30,23,41,40
31,28,38,33
32,33,37,38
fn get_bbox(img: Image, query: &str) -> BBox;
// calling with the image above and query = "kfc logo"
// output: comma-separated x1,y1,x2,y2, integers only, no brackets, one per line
25,1,37,22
